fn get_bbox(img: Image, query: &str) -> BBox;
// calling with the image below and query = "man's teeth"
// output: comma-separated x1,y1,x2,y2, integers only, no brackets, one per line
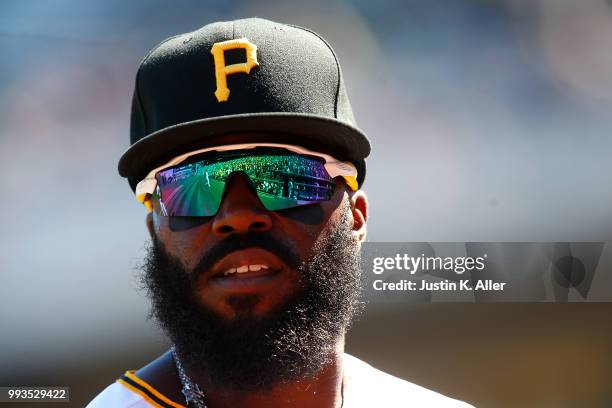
223,264,269,276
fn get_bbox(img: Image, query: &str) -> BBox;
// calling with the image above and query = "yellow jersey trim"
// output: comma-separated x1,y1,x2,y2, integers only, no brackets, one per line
117,370,185,408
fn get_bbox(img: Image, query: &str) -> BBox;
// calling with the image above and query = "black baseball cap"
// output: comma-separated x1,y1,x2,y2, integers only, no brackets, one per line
118,17,370,191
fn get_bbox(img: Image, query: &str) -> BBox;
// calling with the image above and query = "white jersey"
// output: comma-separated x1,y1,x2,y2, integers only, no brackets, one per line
86,354,474,408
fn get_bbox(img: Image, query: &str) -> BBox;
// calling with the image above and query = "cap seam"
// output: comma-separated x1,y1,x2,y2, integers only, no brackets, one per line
133,71,147,136
286,24,341,119
133,32,187,137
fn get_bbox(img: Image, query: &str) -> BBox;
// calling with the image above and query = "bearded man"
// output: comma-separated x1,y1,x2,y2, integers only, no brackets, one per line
87,17,474,408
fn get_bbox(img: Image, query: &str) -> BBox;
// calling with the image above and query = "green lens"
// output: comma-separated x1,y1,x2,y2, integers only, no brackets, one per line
153,152,334,217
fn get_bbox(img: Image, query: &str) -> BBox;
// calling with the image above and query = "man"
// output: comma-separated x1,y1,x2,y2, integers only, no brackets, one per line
87,17,474,408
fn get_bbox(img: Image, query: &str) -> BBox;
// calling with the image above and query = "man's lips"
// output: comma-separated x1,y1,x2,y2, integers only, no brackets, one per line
209,248,285,280
202,248,288,293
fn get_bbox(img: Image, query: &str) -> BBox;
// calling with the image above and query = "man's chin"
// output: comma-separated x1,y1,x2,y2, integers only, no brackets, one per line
194,292,289,321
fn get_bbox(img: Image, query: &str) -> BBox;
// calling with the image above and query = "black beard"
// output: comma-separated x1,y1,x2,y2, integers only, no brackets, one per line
139,206,363,392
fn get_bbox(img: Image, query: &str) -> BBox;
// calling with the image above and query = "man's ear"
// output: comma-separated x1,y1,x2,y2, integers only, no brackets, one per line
348,190,368,242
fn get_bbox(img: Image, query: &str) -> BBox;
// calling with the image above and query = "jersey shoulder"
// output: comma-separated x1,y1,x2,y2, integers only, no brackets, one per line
85,371,185,408
342,353,475,408
86,381,151,408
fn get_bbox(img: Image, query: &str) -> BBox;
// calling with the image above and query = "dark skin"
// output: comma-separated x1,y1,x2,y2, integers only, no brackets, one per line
137,166,368,408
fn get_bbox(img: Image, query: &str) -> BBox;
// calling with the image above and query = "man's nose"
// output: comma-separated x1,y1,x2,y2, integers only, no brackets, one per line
212,173,273,237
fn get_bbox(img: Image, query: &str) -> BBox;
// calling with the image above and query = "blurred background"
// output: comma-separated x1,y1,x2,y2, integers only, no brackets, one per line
1,0,612,407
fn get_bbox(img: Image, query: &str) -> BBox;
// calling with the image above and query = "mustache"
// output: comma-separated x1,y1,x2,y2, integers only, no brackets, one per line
189,232,302,282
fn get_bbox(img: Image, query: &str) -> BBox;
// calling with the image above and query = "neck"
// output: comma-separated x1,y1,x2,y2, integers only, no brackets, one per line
179,340,345,408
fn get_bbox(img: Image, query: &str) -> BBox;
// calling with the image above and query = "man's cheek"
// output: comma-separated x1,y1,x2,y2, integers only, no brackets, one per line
275,204,325,225
169,216,212,231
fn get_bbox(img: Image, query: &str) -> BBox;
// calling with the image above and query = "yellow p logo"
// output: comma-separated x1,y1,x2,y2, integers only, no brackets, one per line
211,38,259,102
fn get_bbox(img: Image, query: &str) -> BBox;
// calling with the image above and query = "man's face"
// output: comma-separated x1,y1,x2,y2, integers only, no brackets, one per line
141,157,368,389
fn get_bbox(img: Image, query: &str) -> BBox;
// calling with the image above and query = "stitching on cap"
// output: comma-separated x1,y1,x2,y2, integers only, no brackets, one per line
133,71,147,136
287,24,341,118
134,32,185,136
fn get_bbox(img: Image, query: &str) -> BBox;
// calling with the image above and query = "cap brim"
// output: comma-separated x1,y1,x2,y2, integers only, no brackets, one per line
119,112,370,191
